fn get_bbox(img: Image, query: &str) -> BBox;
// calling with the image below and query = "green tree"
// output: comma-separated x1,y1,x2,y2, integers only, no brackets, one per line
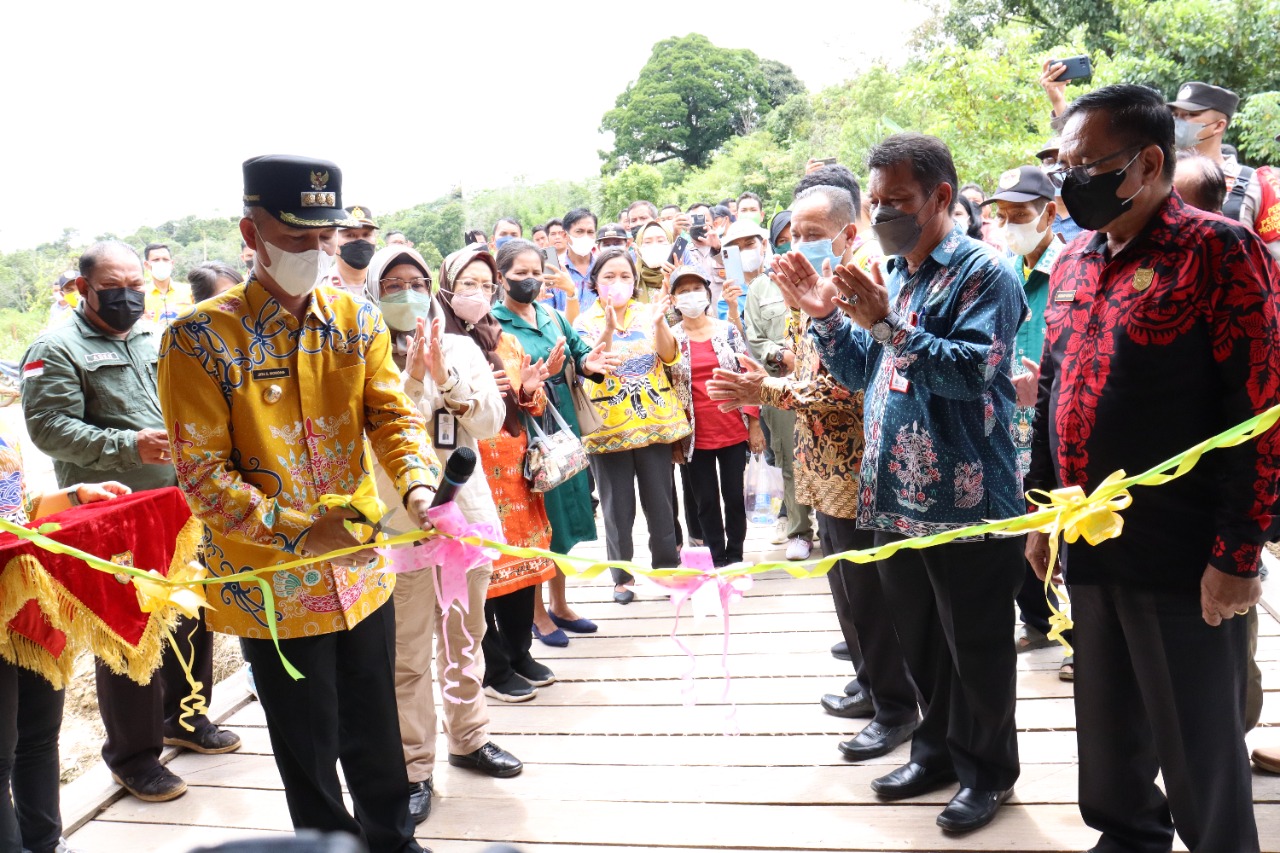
937,0,1120,53
1233,92,1280,165
600,34,774,171
601,165,665,222
760,58,806,108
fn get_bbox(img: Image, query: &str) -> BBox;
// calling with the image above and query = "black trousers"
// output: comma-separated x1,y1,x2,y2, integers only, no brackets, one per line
482,584,537,687
686,442,749,566
876,532,1022,790
673,464,704,548
590,443,679,584
96,612,214,778
1015,561,1054,635
818,514,917,728
1071,583,1258,853
241,600,423,853
0,660,65,853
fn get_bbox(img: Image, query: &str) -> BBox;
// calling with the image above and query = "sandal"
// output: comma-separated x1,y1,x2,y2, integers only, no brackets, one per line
1016,624,1053,653
1059,655,1075,682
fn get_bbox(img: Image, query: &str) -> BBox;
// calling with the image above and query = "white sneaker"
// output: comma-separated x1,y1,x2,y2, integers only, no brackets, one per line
786,537,812,561
771,517,789,545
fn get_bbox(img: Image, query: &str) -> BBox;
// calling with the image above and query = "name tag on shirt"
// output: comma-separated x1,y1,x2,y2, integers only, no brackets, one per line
889,370,910,393
433,409,457,449
251,367,291,380
85,352,122,365
1054,290,1076,303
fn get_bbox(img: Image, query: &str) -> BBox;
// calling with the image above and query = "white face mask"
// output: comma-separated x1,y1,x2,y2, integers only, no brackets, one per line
1001,218,1048,258
675,291,710,317
149,261,173,282
640,244,671,268
740,247,763,274
570,235,595,257
257,234,334,297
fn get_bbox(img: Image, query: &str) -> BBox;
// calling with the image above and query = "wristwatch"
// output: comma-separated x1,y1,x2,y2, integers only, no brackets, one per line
439,367,460,396
767,350,787,369
869,311,902,345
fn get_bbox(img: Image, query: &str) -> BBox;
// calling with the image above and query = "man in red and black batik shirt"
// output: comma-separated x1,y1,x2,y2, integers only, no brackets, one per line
1027,85,1280,853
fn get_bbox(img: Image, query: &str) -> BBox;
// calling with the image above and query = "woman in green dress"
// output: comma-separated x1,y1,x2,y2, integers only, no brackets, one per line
492,239,621,644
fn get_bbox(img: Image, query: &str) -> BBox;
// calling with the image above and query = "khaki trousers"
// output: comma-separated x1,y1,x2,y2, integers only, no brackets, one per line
394,564,492,783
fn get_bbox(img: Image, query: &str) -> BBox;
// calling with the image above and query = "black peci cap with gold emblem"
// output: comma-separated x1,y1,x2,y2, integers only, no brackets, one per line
242,154,355,228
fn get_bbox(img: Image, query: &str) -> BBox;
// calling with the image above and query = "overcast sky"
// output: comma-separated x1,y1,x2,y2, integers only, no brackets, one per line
2,0,930,251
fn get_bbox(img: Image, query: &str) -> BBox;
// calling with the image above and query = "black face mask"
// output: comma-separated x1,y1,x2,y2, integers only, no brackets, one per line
93,287,146,332
506,276,542,304
338,239,376,270
1058,152,1145,232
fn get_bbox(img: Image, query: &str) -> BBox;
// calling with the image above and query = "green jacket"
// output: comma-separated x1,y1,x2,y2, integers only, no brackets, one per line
20,310,175,492
744,273,789,376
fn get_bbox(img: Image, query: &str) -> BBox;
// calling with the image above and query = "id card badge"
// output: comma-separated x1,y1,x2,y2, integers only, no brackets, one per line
433,409,457,449
889,370,910,394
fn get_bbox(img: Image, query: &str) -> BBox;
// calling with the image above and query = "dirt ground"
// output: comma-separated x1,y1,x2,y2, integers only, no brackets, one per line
58,634,247,784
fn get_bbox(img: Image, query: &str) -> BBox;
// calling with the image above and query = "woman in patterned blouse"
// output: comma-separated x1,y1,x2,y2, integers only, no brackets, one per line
666,267,765,567
436,247,561,703
572,249,690,603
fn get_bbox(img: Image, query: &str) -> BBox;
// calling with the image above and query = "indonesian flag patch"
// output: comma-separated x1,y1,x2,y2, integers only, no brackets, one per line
22,360,44,380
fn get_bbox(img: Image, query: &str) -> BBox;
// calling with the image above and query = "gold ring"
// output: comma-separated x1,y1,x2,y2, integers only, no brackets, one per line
1235,609,1249,616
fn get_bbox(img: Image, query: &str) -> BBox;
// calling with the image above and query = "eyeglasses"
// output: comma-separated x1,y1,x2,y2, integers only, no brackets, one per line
380,276,431,295
454,279,497,296
1046,146,1142,188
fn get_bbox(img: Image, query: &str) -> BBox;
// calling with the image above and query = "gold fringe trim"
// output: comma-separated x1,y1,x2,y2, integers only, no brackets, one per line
0,518,205,688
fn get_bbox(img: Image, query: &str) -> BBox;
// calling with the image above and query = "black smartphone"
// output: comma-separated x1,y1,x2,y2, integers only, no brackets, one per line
689,212,707,241
671,235,688,262
1051,55,1092,82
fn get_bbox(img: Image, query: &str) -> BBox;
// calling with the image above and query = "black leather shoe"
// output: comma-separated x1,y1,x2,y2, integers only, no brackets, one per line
408,779,433,824
111,764,187,802
448,741,524,778
870,762,957,800
831,640,851,661
843,678,861,696
613,587,635,604
820,690,874,718
838,720,919,760
936,787,1013,833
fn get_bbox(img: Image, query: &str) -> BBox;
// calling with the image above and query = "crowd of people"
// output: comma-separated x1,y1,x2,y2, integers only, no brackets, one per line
3,68,1280,853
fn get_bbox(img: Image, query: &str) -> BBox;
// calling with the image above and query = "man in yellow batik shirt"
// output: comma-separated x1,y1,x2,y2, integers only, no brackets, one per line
158,155,440,853
141,243,194,325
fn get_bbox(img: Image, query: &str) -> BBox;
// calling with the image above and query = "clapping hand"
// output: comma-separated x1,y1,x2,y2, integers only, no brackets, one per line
407,317,448,385
771,252,840,319
707,354,768,411
582,339,623,375
546,337,567,376
493,366,513,396
519,353,549,397
831,262,891,329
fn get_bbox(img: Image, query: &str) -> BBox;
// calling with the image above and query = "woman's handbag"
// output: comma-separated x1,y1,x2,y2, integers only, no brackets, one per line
524,404,590,493
555,312,606,436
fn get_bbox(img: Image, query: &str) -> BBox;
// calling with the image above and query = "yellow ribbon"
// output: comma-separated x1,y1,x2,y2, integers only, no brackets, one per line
133,560,210,620
314,475,387,541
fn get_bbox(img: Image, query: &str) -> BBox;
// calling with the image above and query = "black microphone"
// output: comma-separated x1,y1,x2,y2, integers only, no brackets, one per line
430,447,477,508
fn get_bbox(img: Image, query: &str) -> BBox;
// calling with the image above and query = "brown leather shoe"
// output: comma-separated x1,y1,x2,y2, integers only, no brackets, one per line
163,725,242,755
112,764,187,802
1254,746,1280,774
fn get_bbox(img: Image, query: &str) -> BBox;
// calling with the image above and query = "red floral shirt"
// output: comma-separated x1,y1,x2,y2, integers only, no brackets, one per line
1027,192,1280,588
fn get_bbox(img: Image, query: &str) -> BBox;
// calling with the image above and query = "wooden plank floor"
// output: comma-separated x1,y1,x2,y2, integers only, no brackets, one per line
67,514,1280,852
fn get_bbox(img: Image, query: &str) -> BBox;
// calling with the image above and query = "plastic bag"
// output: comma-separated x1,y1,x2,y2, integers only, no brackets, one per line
744,452,783,526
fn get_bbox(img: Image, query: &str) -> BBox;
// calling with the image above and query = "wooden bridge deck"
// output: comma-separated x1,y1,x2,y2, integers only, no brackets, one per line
64,520,1280,852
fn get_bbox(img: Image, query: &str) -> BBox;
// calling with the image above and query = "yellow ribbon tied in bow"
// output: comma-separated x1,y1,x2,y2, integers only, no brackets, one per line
315,475,388,543
1016,470,1134,655
133,560,210,620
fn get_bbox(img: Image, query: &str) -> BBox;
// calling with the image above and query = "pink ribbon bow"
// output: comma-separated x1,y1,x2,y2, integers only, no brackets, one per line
643,546,753,734
377,502,505,703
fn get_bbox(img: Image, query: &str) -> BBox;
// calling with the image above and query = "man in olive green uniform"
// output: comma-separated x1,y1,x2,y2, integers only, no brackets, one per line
20,240,240,804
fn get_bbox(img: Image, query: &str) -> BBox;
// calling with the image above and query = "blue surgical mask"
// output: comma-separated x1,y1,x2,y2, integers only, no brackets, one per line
793,238,841,273
494,236,515,250
379,290,433,332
